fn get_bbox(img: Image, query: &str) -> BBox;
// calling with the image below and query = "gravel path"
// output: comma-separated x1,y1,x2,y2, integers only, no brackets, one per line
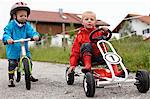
0,59,150,99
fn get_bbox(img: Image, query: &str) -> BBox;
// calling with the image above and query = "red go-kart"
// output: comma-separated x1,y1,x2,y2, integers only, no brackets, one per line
65,28,149,97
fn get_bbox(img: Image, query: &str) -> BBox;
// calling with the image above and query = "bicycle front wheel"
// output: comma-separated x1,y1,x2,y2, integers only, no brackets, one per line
22,58,31,90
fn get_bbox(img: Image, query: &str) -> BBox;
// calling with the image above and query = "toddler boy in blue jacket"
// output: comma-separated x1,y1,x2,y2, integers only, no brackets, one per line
2,2,39,87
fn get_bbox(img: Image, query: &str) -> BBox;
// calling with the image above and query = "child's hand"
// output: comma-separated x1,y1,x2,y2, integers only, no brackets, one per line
33,36,39,41
100,26,109,35
7,39,14,44
101,27,108,32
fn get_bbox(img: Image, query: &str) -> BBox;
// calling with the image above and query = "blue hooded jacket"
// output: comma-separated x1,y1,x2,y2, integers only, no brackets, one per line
2,19,39,59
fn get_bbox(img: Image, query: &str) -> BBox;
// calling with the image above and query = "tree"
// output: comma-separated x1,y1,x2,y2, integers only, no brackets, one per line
120,20,133,37
68,23,75,39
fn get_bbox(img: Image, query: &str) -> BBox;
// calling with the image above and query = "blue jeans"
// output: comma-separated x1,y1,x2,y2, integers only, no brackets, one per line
79,43,106,66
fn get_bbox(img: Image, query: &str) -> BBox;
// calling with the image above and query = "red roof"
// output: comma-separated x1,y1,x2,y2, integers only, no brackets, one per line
138,16,150,24
28,10,109,26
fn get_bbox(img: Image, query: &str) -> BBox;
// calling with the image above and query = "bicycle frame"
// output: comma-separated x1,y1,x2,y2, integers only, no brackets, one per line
13,38,32,74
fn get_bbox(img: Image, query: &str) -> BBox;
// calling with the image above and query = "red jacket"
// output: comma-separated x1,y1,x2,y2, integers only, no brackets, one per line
70,27,109,67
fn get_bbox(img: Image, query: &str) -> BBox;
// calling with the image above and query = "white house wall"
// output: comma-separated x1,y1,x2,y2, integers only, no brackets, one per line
111,33,120,39
118,19,150,36
51,34,71,47
131,19,149,35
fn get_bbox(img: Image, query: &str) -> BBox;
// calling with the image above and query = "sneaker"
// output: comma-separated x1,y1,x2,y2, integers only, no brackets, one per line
30,76,38,82
8,80,15,87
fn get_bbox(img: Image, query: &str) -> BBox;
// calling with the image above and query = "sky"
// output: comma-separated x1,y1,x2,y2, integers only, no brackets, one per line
0,0,149,39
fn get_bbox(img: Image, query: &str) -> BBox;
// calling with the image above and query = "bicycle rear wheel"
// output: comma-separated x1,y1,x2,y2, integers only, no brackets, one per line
22,58,31,90
16,70,21,82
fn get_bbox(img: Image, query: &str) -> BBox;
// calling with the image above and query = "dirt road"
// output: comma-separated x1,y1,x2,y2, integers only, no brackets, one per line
0,59,149,99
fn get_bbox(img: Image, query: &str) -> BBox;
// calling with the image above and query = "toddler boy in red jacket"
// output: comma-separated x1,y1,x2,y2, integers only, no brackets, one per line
68,11,120,75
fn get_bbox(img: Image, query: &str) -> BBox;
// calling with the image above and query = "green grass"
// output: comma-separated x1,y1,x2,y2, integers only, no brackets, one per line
30,46,71,64
1,36,150,72
111,36,150,72
0,44,6,59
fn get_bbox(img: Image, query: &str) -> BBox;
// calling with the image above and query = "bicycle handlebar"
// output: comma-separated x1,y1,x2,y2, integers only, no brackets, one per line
3,38,41,45
14,38,32,43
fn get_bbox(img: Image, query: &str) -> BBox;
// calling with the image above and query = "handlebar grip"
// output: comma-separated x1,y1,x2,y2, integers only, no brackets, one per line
30,38,35,41
30,37,41,41
3,42,8,45
38,37,41,41
3,41,14,45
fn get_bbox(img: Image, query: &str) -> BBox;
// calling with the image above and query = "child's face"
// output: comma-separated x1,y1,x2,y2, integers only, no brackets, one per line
16,10,28,23
82,14,96,29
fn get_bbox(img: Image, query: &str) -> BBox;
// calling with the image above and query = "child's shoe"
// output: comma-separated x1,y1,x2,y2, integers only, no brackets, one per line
8,80,15,87
82,53,92,73
30,75,38,82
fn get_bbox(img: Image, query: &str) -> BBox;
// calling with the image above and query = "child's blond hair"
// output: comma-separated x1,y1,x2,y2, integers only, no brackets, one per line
82,11,96,20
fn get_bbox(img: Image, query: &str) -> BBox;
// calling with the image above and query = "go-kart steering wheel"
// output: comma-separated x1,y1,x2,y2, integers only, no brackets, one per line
89,28,112,42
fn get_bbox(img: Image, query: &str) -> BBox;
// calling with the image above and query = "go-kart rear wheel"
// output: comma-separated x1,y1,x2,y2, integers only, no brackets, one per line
83,72,95,97
135,70,149,93
65,67,75,85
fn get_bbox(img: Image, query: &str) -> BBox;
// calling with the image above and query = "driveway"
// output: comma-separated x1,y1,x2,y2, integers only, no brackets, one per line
0,59,149,99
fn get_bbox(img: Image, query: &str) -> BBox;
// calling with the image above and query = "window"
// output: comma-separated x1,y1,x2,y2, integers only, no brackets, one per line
143,28,150,34
142,28,150,40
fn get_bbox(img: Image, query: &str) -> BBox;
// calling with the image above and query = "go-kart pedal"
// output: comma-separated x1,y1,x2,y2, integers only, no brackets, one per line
74,73,80,76
81,68,91,73
118,69,130,78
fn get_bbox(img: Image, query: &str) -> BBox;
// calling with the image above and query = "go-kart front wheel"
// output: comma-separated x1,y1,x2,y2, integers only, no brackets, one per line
65,67,75,85
83,72,95,97
135,70,149,93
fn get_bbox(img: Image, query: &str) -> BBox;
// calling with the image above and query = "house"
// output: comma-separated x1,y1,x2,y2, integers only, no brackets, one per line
28,10,110,47
112,14,150,39
28,10,110,35
51,34,72,47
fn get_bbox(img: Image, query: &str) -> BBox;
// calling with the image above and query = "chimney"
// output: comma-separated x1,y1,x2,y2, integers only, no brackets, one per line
59,8,67,19
59,8,63,16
